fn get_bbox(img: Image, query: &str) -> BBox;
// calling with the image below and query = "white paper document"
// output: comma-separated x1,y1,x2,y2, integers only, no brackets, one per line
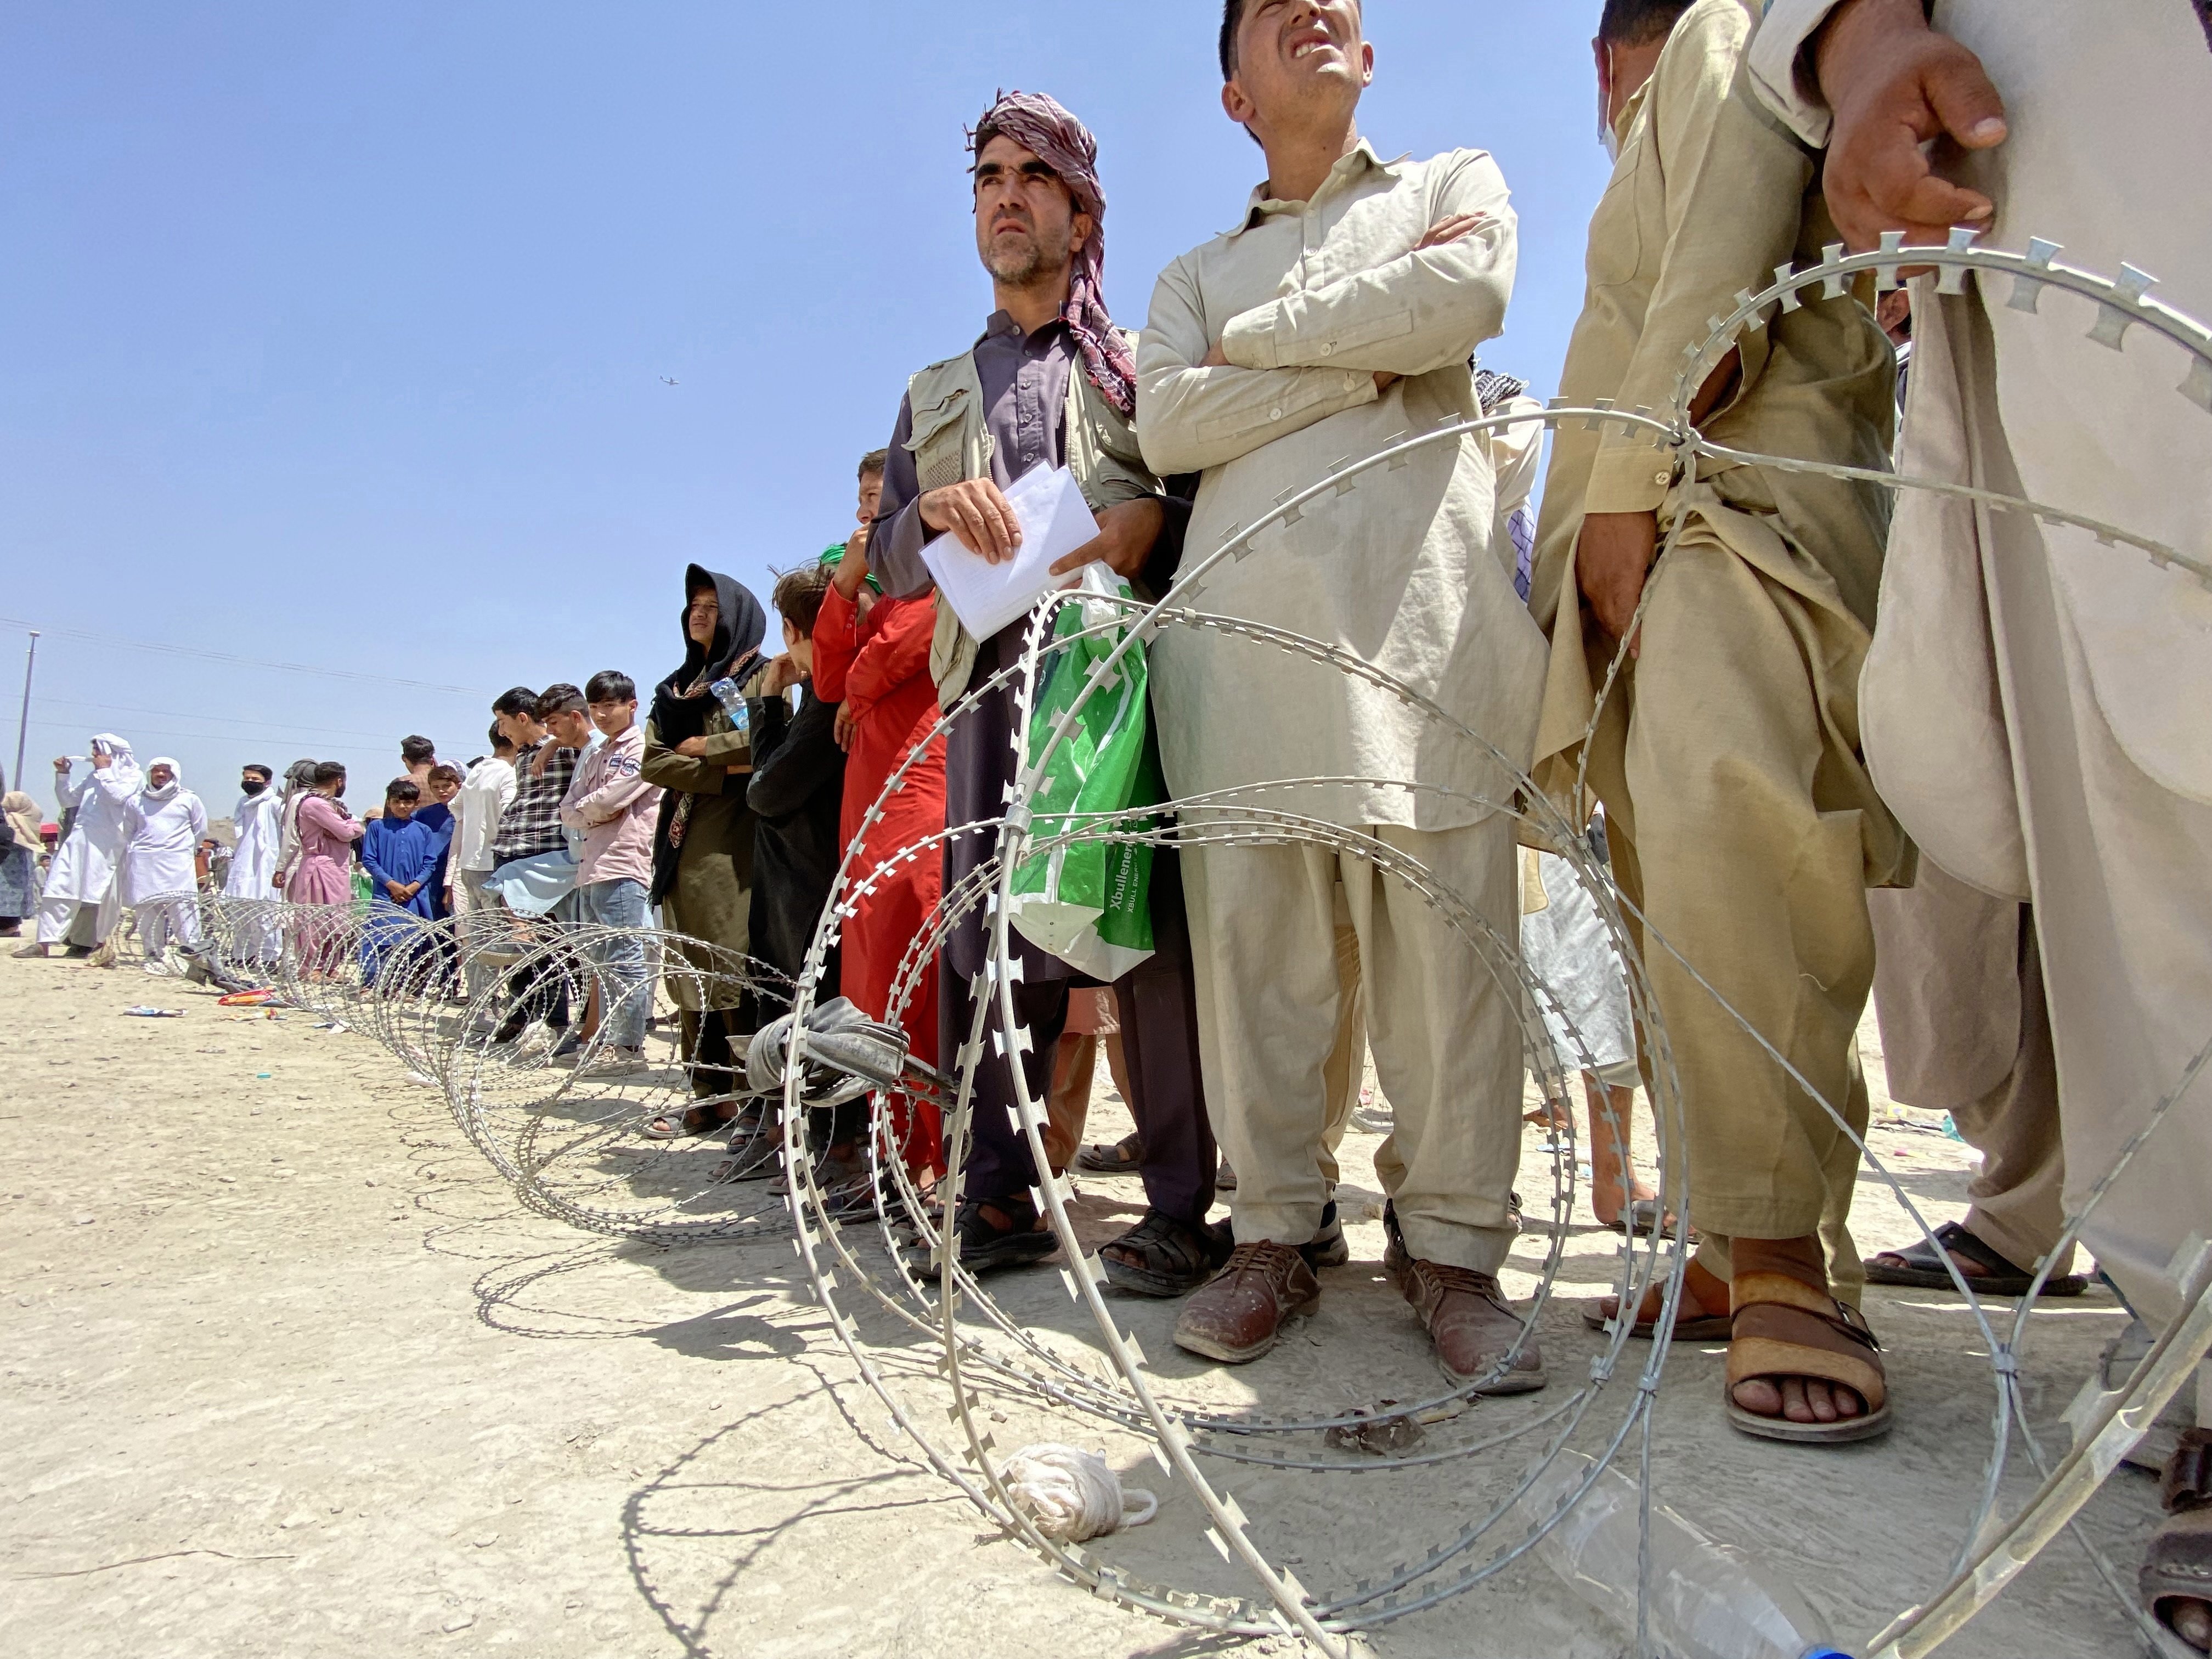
918,464,1100,641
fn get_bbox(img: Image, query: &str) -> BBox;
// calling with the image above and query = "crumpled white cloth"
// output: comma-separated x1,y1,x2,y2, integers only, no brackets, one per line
1002,1443,1158,1543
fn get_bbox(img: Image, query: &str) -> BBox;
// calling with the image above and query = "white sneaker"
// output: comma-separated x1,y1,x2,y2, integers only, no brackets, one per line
143,958,173,977
575,1047,647,1079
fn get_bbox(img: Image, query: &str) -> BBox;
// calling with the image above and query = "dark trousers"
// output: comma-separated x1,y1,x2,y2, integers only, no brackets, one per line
951,848,1215,1226
679,1005,748,1102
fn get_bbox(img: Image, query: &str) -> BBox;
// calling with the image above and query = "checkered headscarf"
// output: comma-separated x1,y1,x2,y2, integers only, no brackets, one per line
971,91,1138,420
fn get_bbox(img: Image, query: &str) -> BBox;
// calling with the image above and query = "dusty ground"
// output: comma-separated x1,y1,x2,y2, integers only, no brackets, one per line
0,949,2168,1658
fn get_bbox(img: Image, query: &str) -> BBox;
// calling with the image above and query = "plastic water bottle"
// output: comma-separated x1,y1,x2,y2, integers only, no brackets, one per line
1515,1449,1850,1659
708,678,751,735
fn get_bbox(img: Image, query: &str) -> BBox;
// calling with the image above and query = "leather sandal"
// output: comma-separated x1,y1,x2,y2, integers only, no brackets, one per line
1725,1270,1892,1444
917,1195,1057,1282
1075,1132,1143,1176
1864,1219,2086,1298
2145,1429,2212,1650
1100,1207,1231,1297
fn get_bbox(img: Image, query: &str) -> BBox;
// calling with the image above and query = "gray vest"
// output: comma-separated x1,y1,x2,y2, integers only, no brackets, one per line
901,332,1164,703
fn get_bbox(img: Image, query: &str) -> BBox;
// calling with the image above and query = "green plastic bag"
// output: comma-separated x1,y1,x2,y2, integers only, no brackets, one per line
1008,568,1160,981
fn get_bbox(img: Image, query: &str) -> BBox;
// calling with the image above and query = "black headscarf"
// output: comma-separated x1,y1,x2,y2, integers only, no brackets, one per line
648,565,768,904
650,565,768,747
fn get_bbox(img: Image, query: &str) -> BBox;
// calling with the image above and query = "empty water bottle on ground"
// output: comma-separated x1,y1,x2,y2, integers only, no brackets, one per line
708,679,751,735
1515,1448,1850,1659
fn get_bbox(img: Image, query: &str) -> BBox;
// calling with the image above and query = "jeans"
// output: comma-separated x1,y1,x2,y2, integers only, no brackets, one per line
577,877,651,1051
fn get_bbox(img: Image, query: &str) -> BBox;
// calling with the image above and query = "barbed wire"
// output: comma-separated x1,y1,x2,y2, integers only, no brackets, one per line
101,237,2212,1658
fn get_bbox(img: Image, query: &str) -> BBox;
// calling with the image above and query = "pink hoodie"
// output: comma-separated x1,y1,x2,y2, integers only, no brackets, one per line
557,724,661,888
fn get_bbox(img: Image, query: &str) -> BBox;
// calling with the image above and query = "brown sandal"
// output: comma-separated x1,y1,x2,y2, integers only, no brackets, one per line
1724,1270,1892,1444
2145,1431,2212,1649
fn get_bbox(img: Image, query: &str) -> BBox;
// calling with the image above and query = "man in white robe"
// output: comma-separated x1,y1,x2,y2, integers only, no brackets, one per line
223,763,284,967
1750,2,2212,1641
223,765,282,901
113,757,208,973
15,734,138,958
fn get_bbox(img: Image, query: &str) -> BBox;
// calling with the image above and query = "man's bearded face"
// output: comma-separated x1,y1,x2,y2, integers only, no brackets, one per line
973,134,1085,288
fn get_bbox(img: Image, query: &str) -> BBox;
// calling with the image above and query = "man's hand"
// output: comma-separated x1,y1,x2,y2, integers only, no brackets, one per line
532,744,554,779
1049,498,1167,580
674,735,710,760
759,655,804,697
1814,0,2007,251
272,870,287,891
1577,511,1661,654
832,702,857,752
919,478,1022,563
384,879,407,902
52,756,69,772
832,523,873,601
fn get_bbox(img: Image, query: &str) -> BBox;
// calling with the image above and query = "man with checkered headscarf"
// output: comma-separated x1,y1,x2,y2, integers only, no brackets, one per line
864,92,1228,1299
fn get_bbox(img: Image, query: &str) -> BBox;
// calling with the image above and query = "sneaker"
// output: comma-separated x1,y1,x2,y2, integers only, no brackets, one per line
574,1046,647,1078
548,1029,584,1064
510,1021,560,1059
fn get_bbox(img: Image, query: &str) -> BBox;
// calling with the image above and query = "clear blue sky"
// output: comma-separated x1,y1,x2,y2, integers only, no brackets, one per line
1,2,1611,822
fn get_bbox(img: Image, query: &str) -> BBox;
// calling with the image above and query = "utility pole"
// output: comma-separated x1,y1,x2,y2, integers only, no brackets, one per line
12,630,36,801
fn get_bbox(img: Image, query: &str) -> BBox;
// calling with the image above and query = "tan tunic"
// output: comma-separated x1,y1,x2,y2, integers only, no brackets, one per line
1137,140,1544,832
1754,0,2212,1326
1529,0,1898,880
1527,0,1901,1256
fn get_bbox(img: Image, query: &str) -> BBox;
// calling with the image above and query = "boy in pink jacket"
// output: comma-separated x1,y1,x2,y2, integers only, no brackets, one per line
558,670,663,1073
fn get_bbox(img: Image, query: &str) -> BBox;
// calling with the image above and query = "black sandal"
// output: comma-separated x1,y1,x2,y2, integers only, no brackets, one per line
1864,1220,2086,1298
708,1108,783,1182
1101,1207,1232,1297
917,1195,1057,1280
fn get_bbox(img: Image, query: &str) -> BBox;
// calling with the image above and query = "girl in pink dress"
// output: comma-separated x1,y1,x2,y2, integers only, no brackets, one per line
288,762,364,974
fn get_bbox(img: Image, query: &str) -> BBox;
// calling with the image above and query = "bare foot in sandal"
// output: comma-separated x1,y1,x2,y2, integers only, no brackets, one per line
1587,1255,1731,1340
1726,1236,1888,1442
1582,1077,1674,1233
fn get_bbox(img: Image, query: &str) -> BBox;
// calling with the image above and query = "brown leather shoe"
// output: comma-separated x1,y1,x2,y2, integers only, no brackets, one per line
1385,1213,1545,1394
1172,1241,1319,1364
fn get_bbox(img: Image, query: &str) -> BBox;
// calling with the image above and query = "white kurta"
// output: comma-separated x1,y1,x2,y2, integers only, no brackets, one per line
117,783,207,908
40,756,139,907
223,791,283,899
1752,0,2212,1324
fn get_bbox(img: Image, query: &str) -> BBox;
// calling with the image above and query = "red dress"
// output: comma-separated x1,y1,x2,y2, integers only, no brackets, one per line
812,585,948,1173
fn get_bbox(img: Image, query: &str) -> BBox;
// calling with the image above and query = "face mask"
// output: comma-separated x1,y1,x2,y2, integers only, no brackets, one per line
241,778,268,795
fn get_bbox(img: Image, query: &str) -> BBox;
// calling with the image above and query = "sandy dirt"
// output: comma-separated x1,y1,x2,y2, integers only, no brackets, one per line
0,949,2168,1657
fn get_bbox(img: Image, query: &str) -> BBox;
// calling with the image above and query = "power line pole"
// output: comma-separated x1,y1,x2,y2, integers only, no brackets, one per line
12,630,36,800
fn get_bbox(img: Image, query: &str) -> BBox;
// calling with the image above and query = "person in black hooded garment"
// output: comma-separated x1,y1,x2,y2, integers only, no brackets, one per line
640,564,770,1132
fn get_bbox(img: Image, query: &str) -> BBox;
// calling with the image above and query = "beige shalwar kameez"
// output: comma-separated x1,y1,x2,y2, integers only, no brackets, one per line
1138,141,1545,1274
1867,872,2070,1278
1528,0,1903,1273
1753,0,2212,1332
